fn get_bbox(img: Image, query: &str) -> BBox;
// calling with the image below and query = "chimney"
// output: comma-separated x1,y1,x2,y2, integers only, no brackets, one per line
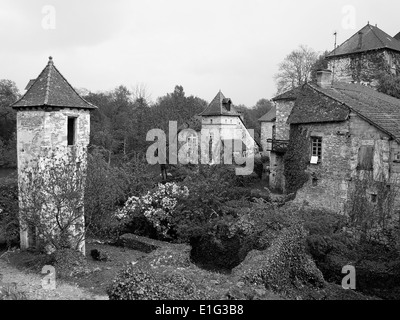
316,69,333,89
357,31,363,49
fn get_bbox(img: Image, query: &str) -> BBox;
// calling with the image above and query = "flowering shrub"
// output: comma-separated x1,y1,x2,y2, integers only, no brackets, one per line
117,183,189,238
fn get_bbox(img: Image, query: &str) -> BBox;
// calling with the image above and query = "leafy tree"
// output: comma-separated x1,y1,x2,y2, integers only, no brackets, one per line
375,72,400,99
310,50,330,83
0,80,19,167
152,85,207,132
274,45,319,94
235,99,274,143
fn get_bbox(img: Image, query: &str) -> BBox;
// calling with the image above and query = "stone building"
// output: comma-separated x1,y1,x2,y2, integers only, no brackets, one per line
177,91,259,164
326,23,400,86
262,69,400,215
258,105,276,159
11,57,97,254
260,87,302,192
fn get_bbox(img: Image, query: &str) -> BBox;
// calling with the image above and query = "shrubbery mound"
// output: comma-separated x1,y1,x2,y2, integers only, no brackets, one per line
107,242,210,300
232,224,325,294
107,266,211,300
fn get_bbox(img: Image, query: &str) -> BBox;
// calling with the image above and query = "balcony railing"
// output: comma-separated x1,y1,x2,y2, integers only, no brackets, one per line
266,139,289,154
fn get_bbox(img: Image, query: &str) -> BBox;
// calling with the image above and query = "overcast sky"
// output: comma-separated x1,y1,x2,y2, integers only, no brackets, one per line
2,0,400,107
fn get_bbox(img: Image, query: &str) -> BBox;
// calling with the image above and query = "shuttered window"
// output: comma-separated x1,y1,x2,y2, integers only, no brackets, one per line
357,146,374,170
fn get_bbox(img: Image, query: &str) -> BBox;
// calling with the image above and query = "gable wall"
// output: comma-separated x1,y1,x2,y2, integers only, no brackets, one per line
292,112,400,214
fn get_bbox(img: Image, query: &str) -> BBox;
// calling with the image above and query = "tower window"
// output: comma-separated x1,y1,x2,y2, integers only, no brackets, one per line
67,117,77,146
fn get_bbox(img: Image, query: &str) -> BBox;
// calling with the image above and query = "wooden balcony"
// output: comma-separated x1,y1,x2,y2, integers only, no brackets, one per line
266,139,289,154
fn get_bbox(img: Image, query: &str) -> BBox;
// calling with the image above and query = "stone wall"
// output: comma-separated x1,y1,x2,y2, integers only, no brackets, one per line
17,108,90,253
268,100,294,192
327,50,400,86
260,121,274,157
275,101,294,140
292,113,400,214
200,115,258,164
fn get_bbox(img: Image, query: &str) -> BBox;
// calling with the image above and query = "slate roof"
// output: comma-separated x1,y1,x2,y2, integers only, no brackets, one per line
395,32,400,41
286,82,400,142
272,86,303,101
327,24,400,58
287,85,350,124
24,79,36,91
12,57,97,110
199,91,241,116
258,105,276,122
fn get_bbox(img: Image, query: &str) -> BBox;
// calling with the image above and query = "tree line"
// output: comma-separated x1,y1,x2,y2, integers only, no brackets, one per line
0,81,273,168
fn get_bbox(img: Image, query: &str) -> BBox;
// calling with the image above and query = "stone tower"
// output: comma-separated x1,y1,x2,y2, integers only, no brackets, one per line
199,91,258,163
326,23,400,86
11,57,97,254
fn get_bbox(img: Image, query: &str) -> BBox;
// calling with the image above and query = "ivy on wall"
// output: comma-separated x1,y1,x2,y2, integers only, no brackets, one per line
349,51,387,83
346,173,398,243
283,125,310,194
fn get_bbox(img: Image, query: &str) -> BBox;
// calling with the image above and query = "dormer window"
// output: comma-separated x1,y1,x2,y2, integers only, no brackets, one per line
67,117,77,146
222,98,232,111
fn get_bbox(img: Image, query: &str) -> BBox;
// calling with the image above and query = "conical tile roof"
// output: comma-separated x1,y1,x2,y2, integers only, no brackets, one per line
12,57,97,110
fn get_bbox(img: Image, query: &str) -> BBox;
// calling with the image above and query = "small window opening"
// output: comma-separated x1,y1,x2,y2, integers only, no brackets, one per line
370,194,377,203
67,117,77,146
393,152,400,163
312,177,318,187
311,137,322,163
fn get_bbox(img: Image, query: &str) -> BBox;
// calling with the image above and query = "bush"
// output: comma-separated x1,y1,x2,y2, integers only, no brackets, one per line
107,266,210,300
117,183,189,240
0,284,27,300
90,249,110,262
233,224,325,293
0,176,19,247
107,243,209,300
85,148,155,240
50,248,89,278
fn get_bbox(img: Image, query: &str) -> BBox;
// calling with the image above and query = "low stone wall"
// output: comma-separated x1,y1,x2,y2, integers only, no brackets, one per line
119,233,167,253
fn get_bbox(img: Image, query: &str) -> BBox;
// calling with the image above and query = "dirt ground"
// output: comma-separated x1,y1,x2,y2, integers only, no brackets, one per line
0,258,108,300
0,240,147,300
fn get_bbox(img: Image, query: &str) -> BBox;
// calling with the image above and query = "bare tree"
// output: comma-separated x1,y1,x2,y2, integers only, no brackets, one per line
274,45,319,95
131,83,152,103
